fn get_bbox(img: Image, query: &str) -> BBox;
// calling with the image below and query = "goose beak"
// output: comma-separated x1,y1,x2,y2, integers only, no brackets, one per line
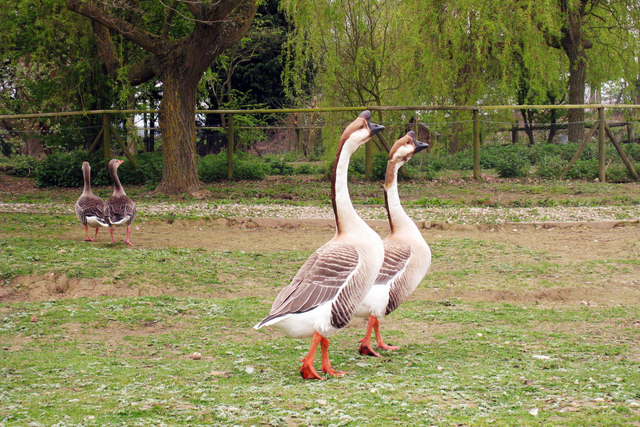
408,131,429,153
358,110,385,136
369,121,385,136
414,139,429,153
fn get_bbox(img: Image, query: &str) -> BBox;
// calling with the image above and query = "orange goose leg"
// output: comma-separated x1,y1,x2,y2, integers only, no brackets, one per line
125,226,133,246
358,315,398,357
320,336,347,377
93,227,100,241
109,227,116,244
300,332,324,379
84,226,93,241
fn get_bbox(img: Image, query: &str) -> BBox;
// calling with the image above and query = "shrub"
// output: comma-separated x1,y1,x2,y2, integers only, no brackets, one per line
348,154,365,178
494,145,531,178
233,156,266,180
606,163,634,182
293,163,325,175
198,151,265,182
622,143,640,162
117,152,163,186
480,144,506,169
534,155,566,179
10,156,41,177
566,159,598,180
34,150,87,187
372,152,388,180
198,152,228,182
265,156,294,175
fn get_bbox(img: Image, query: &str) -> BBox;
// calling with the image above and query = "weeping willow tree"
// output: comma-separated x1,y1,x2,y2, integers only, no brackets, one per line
281,0,420,176
283,0,640,156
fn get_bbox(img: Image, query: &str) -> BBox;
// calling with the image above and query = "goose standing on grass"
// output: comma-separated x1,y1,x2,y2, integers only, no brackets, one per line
106,159,136,246
354,131,431,358
255,111,385,379
75,161,108,241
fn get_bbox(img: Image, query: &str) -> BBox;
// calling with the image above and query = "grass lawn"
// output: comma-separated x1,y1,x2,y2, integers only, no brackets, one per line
1,174,639,425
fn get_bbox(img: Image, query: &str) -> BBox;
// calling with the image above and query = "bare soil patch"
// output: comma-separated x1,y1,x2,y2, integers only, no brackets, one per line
4,218,639,306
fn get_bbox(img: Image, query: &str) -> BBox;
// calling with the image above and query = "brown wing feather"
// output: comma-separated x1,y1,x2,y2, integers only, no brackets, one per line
106,195,136,225
375,241,411,286
258,243,360,327
75,195,107,226
377,241,412,315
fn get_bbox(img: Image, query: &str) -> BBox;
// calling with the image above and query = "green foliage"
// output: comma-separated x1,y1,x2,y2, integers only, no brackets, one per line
480,144,507,169
34,150,87,188
8,156,41,177
372,152,389,180
33,151,163,188
292,163,325,175
198,152,266,182
566,159,598,180
117,152,164,187
494,145,531,178
198,152,228,182
263,155,294,175
534,155,566,180
606,164,634,183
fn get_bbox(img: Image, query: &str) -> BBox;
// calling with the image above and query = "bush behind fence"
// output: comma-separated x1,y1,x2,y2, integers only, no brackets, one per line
1,106,640,186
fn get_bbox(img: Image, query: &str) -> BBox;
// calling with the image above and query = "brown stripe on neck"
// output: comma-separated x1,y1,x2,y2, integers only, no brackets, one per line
330,138,345,235
384,189,394,233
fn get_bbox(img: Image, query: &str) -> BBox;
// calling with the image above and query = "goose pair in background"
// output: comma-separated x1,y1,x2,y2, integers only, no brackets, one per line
75,159,136,245
255,111,431,379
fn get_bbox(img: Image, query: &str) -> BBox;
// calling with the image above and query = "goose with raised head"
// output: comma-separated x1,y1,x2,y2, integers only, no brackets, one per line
255,111,385,379
75,161,108,241
354,131,431,358
105,159,136,246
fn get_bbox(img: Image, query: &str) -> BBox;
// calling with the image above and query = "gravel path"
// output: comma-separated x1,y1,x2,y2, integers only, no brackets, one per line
2,201,639,225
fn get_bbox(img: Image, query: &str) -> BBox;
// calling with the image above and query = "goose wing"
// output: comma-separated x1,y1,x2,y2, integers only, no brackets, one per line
75,195,107,226
106,195,136,225
376,241,412,315
257,242,360,328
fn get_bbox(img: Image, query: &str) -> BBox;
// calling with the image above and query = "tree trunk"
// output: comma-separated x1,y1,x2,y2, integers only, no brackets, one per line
561,4,589,144
155,71,200,194
520,109,535,145
566,54,586,143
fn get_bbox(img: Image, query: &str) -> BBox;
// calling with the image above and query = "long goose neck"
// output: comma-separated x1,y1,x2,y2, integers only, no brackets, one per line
110,165,125,196
82,166,93,196
331,140,362,235
384,164,414,234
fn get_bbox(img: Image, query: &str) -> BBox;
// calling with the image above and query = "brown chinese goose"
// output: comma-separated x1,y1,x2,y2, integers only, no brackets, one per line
75,161,108,241
254,111,385,379
105,159,136,246
354,131,431,357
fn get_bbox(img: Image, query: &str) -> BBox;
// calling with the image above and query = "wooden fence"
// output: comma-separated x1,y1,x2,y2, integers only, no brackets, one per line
1,104,639,181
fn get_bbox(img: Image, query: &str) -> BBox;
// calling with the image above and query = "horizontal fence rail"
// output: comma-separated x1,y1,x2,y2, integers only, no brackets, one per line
4,104,640,121
2,104,639,182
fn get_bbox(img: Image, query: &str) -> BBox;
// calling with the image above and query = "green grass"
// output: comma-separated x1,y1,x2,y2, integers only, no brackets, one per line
1,297,638,425
1,190,639,424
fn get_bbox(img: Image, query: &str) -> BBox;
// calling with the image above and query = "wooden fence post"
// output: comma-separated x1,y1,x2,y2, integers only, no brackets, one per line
227,113,234,180
604,122,640,180
473,108,481,180
598,107,606,182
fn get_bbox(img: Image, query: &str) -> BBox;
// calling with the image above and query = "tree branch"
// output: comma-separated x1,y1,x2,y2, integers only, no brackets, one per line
126,55,158,86
91,20,120,79
162,0,180,37
65,0,166,55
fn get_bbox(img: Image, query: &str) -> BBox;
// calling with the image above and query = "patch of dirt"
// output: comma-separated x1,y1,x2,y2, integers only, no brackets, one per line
2,272,186,302
2,218,639,306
